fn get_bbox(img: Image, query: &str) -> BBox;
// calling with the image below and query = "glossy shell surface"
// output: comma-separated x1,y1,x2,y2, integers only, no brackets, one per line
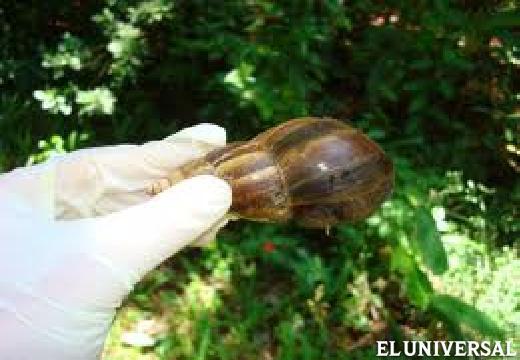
164,117,394,228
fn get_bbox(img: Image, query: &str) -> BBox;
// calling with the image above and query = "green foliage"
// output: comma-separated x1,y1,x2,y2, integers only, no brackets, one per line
1,0,518,358
413,207,449,275
431,294,505,340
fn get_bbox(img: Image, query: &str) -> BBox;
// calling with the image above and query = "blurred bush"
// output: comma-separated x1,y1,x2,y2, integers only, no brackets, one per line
0,0,518,358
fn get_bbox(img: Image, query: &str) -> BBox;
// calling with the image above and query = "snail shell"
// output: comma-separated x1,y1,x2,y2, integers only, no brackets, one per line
150,117,394,228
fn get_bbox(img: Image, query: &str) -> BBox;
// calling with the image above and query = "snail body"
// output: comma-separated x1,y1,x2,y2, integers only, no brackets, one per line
150,118,394,228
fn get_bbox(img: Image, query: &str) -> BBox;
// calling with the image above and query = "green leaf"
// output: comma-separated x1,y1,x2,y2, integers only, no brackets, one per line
430,294,505,339
390,246,414,274
379,84,398,102
408,96,427,114
391,246,433,309
412,207,448,275
438,81,455,99
409,58,433,70
405,264,433,310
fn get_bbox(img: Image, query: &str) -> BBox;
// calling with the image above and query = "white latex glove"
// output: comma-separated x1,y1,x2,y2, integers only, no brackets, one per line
0,124,232,360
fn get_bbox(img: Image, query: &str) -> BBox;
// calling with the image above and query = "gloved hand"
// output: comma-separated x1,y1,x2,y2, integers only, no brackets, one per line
0,124,232,360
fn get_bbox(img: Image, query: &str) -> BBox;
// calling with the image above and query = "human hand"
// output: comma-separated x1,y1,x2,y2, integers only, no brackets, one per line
0,124,232,359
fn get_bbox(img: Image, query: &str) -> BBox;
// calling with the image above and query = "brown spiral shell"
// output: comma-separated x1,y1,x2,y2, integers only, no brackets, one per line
150,117,394,228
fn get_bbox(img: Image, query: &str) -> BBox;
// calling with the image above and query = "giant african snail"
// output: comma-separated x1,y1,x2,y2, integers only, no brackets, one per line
149,117,394,228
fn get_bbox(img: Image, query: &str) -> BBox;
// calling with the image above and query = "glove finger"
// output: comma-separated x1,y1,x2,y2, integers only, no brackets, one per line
72,175,231,284
55,124,226,219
